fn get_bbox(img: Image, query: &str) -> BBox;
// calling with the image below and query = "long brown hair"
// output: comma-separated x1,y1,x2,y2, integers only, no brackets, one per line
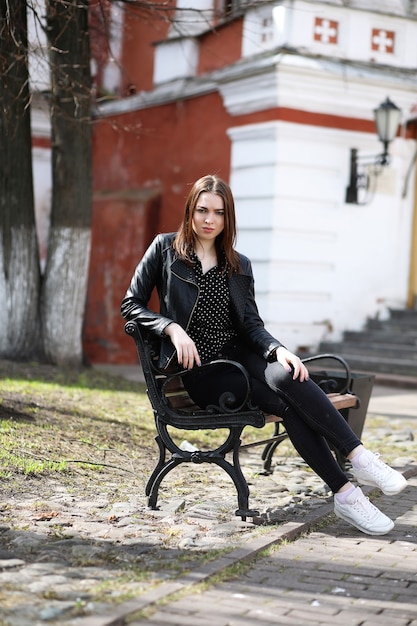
173,175,241,274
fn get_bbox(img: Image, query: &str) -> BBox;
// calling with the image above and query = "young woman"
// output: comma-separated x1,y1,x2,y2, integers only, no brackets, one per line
121,174,407,535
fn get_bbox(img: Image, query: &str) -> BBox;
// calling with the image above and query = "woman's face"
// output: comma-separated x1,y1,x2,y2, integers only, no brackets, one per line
192,192,225,243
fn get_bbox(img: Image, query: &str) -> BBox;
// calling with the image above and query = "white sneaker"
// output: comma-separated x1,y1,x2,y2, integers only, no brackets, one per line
351,451,408,496
334,487,394,535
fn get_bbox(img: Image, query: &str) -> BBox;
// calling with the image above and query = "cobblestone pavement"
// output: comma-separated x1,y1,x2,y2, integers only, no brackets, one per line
0,384,416,626
130,473,417,626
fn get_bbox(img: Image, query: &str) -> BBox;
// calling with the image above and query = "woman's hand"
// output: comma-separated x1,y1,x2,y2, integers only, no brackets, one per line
276,347,309,382
164,323,201,369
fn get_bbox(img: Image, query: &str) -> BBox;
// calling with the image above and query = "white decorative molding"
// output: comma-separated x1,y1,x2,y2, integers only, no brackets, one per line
219,53,417,120
99,45,417,119
96,75,217,117
219,67,280,116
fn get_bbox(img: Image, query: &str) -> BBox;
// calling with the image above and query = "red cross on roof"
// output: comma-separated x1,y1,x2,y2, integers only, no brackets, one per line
371,28,395,54
313,17,339,44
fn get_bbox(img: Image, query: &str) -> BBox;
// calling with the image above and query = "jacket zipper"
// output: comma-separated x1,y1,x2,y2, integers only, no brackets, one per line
164,269,200,369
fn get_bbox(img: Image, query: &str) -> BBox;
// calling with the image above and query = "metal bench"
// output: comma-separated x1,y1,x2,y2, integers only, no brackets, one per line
125,321,359,520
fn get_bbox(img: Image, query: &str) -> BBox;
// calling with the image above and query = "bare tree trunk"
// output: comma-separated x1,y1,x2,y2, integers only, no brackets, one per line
0,0,41,359
42,0,93,366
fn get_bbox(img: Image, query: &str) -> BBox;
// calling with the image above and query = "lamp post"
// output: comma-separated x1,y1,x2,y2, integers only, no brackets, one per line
345,97,402,204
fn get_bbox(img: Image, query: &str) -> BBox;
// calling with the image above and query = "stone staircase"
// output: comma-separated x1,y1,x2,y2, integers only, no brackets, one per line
318,308,417,379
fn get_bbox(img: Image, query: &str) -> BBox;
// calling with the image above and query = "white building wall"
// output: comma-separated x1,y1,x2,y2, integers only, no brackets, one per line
243,0,417,69
32,148,52,273
101,2,124,95
31,106,52,274
154,38,199,84
153,0,215,83
228,116,415,353
228,124,278,315
27,0,49,91
167,0,215,38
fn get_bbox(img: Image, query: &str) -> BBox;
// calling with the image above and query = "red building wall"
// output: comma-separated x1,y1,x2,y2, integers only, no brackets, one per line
118,1,175,96
83,189,161,364
85,90,234,363
197,18,243,75
92,91,233,228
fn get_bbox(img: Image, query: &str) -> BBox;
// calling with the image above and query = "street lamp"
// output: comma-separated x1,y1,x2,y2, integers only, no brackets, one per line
345,97,402,205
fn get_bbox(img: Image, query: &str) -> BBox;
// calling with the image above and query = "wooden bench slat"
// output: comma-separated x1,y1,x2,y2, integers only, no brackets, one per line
264,392,358,423
326,392,359,411
166,387,358,420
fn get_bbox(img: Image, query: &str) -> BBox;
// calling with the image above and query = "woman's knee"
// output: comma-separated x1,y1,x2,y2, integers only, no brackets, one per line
264,361,294,391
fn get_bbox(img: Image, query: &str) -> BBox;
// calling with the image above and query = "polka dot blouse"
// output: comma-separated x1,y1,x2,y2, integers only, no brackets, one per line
188,256,237,363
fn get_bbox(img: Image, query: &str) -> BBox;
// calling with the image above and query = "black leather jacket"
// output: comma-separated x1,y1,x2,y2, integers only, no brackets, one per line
121,233,282,369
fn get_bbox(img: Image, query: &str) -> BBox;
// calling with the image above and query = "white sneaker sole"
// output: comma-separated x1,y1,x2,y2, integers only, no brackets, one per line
355,475,408,496
334,509,394,535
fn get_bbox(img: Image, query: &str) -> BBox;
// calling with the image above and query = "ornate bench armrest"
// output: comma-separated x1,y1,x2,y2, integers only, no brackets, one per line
302,353,352,395
163,358,255,414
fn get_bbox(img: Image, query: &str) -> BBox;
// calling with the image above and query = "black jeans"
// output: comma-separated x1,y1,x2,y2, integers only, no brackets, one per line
183,344,361,493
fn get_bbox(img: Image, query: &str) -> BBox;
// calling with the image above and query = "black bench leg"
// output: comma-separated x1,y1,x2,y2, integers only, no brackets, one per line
261,423,288,474
207,451,251,519
147,456,185,510
145,435,167,498
146,434,259,520
229,442,259,521
147,452,257,520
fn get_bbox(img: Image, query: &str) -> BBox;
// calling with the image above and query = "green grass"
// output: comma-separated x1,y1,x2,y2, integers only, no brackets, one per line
0,361,155,481
0,359,268,483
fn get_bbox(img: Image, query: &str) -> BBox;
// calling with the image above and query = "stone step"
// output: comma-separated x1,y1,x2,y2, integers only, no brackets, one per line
366,317,417,331
388,308,417,322
318,308,417,378
343,330,417,345
320,353,417,377
319,341,417,360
